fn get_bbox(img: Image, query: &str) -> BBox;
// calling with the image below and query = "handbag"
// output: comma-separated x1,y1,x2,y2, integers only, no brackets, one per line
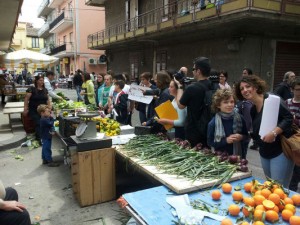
280,124,300,166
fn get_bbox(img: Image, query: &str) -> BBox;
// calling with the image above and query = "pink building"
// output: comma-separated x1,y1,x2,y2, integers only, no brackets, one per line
38,0,106,75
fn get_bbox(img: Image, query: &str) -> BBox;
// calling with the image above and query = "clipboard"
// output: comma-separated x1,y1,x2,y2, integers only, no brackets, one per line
155,100,178,130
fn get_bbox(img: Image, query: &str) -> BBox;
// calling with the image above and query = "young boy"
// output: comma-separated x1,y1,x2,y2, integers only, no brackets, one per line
286,78,300,191
207,89,249,158
113,80,129,124
37,105,59,167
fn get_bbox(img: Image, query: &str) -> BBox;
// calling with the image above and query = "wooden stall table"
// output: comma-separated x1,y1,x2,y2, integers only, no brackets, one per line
122,177,300,225
115,146,251,194
3,107,24,131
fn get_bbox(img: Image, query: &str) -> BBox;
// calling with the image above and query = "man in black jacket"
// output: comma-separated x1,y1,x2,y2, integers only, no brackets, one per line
73,69,83,101
273,71,296,100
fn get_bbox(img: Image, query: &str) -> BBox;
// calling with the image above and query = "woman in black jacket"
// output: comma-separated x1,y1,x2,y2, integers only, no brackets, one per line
235,75,294,187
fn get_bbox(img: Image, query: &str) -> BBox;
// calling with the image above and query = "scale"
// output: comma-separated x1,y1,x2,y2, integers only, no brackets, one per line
75,112,99,139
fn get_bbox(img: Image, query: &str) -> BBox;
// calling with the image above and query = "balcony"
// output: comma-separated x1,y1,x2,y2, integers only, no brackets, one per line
85,0,106,7
49,10,73,33
48,0,64,9
40,46,51,55
88,0,300,50
37,0,52,18
50,42,74,57
38,23,50,38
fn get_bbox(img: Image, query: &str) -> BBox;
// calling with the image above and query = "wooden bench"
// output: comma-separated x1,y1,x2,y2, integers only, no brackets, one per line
3,107,24,131
5,102,24,108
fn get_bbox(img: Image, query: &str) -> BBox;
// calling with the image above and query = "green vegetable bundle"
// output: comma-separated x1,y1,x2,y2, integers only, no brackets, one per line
124,135,238,184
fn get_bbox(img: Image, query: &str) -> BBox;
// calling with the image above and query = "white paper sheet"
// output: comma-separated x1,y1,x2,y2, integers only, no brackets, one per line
128,84,154,104
259,94,280,139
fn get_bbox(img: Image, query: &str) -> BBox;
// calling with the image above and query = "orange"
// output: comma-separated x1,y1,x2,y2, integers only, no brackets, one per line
271,184,279,192
228,204,240,216
273,188,285,199
211,190,221,200
255,190,262,196
260,189,271,199
277,202,285,212
221,218,233,225
255,204,266,211
222,183,232,193
291,194,300,206
282,209,293,221
268,193,280,205
262,199,275,210
284,197,294,205
285,203,296,214
244,182,252,193
265,210,279,223
253,209,265,221
232,191,243,202
290,215,300,225
273,205,279,213
253,221,265,225
240,222,250,225
243,197,255,207
242,207,251,217
253,194,265,206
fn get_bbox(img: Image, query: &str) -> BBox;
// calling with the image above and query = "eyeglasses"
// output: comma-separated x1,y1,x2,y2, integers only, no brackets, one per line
219,75,225,78
293,88,300,91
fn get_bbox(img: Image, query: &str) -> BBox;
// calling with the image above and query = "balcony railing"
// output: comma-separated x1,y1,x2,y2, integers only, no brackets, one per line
49,10,73,30
50,42,74,55
37,0,50,17
88,0,300,48
40,46,51,54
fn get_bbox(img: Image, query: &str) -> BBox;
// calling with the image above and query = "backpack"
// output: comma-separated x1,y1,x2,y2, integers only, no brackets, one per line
193,81,219,139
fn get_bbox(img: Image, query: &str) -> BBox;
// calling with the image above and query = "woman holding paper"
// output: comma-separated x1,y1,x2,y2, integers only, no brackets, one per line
156,80,187,139
235,75,294,187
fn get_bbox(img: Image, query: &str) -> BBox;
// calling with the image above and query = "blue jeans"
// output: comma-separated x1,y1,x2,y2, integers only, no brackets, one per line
260,153,294,188
42,138,52,161
75,85,83,101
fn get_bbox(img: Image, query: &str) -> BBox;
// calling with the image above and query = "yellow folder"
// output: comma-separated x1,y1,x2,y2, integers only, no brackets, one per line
155,100,178,130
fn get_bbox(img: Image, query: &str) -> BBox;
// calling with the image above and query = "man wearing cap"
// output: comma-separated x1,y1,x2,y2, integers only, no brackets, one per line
44,71,63,101
175,57,212,147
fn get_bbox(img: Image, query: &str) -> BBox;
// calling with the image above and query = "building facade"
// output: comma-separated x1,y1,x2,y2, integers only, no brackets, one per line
87,0,300,88
37,0,106,76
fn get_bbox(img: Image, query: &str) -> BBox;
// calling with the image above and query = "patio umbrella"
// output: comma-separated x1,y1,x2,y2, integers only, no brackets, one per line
2,49,58,70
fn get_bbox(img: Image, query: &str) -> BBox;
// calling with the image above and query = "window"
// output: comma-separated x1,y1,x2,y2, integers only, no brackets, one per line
32,37,39,48
63,35,67,44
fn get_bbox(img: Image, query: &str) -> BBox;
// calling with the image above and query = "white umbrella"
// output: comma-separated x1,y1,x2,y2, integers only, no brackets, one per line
3,49,58,70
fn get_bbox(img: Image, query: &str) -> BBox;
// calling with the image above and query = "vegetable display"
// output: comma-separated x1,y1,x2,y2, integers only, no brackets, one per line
123,134,246,185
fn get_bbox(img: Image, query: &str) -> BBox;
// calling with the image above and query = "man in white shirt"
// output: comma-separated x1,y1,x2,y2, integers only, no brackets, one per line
44,71,63,100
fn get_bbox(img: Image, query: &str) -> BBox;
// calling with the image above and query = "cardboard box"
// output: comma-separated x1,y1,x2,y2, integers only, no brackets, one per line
71,148,116,207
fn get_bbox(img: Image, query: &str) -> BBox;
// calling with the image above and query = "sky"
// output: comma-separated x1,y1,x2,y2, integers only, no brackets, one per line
18,0,45,28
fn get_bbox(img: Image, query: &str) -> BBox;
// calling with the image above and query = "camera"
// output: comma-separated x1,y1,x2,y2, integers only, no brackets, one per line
173,71,195,86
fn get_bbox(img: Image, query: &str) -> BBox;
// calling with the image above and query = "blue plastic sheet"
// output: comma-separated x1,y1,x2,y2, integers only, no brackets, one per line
123,177,299,225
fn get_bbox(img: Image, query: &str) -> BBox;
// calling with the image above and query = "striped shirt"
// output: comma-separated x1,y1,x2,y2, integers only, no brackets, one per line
286,98,300,127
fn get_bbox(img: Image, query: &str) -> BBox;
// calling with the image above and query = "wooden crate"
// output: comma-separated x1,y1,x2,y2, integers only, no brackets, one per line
71,148,116,207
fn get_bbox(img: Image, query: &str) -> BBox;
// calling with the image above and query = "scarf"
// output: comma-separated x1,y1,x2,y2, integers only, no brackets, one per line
214,111,243,156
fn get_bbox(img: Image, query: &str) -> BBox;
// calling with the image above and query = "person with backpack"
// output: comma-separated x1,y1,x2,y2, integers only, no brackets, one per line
175,56,216,147
207,89,248,158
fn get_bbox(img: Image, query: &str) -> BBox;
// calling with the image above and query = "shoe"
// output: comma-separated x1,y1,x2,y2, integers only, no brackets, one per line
47,162,60,167
42,160,49,165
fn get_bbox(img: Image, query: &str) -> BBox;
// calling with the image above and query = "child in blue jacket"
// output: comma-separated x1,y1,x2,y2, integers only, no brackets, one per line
37,104,59,167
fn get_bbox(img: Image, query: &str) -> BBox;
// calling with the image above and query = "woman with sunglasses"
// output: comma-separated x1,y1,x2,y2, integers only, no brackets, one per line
24,74,51,143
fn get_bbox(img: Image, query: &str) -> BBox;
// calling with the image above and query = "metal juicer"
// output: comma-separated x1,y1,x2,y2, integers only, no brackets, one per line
75,112,99,139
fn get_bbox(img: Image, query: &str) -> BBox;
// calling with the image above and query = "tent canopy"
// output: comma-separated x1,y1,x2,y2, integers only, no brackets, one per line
3,49,58,69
